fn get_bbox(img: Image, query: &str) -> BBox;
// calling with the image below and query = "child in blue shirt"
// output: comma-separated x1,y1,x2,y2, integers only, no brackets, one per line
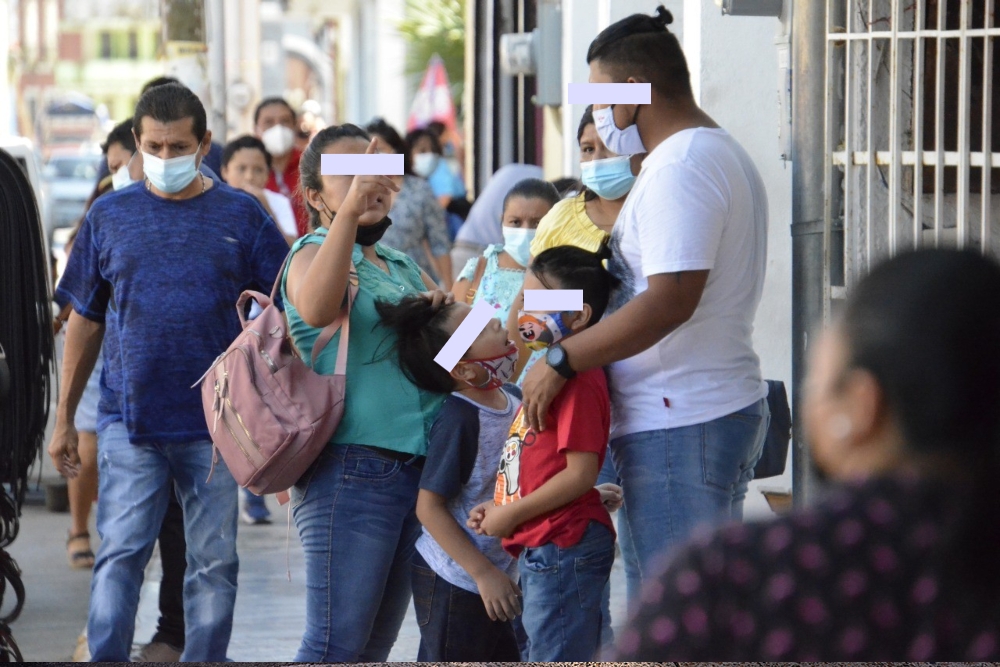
376,295,523,661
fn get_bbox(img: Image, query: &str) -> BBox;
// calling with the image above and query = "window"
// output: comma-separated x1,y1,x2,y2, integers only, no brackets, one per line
128,31,138,59
99,32,112,59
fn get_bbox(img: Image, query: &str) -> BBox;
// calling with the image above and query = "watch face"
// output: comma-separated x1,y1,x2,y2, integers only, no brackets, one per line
547,345,565,366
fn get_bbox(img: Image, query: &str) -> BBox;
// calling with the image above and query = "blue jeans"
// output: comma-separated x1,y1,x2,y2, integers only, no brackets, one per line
518,521,615,661
87,421,239,662
611,397,769,607
411,551,521,661
290,445,423,662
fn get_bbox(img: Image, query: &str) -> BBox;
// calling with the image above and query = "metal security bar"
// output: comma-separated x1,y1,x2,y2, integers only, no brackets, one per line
823,0,1000,317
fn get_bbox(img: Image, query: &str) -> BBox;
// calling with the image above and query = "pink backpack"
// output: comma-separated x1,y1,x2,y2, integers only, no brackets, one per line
196,257,357,496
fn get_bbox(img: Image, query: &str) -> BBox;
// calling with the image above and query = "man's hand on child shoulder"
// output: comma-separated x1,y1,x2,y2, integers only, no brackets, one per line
597,483,623,512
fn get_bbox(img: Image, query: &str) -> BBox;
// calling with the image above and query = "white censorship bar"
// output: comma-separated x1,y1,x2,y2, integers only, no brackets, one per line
567,83,652,105
321,154,405,176
434,300,495,372
524,289,584,312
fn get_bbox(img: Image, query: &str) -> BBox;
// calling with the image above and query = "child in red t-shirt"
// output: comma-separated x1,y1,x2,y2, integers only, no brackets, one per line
468,245,620,661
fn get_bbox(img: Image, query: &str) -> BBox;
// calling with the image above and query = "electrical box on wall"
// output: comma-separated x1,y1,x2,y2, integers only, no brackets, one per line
497,0,563,106
721,0,783,17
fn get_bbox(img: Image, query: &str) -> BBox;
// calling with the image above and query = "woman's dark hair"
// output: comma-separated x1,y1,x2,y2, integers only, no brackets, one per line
405,128,442,156
502,178,561,216
586,6,692,102
101,119,136,155
577,105,599,202
133,83,207,143
841,248,1000,607
529,245,620,324
254,97,296,126
298,124,371,229
221,135,272,170
375,295,459,394
366,118,410,174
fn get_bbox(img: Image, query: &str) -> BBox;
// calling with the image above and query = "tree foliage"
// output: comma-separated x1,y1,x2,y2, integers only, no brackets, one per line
397,0,466,106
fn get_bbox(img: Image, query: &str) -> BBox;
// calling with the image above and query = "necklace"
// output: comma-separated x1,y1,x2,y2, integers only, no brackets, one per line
145,173,207,195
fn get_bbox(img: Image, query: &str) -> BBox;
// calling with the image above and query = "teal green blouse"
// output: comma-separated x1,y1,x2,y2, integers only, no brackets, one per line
280,229,445,456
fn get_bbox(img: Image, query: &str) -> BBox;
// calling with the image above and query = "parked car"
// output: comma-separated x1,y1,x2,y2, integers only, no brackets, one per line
42,150,102,238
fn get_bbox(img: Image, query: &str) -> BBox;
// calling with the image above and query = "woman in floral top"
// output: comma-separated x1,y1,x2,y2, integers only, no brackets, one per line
452,179,560,326
367,119,453,288
617,249,1000,661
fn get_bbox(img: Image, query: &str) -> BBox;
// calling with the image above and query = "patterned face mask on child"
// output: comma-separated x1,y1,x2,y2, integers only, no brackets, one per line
517,311,574,351
463,342,519,390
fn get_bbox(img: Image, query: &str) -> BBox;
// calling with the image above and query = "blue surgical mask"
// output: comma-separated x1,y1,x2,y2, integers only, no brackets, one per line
594,105,646,156
501,226,536,267
581,155,636,200
143,143,202,194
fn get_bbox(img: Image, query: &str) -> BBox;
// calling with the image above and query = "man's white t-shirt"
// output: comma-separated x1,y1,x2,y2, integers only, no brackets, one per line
605,127,768,439
263,189,297,238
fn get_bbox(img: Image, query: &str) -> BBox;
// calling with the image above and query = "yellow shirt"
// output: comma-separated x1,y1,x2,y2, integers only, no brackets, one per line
530,193,610,257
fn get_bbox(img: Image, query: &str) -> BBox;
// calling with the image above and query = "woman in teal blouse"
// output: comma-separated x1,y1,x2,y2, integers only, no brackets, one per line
281,124,450,662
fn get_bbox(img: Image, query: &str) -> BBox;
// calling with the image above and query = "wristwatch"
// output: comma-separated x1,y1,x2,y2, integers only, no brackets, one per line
546,343,576,380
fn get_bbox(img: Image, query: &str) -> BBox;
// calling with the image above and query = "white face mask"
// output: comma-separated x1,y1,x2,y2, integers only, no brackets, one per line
261,124,295,157
143,144,201,194
594,105,647,156
111,162,135,191
502,226,536,268
412,152,439,178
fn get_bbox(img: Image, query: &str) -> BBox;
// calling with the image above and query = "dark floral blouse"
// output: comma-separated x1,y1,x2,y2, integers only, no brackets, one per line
616,475,1000,661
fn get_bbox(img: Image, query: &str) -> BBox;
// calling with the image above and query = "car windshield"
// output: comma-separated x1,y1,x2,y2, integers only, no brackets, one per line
44,156,100,181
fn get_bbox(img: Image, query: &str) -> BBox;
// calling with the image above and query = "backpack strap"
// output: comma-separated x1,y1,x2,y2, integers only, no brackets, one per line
465,256,487,304
310,264,358,372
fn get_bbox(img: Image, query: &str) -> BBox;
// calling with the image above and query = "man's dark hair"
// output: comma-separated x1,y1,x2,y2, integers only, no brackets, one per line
140,76,181,96
222,135,272,170
132,83,207,142
254,97,296,126
366,118,411,174
101,119,137,155
502,178,561,214
586,6,692,102
299,124,371,229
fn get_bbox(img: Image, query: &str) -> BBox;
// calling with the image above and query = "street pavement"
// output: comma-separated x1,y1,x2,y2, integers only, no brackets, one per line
10,409,775,662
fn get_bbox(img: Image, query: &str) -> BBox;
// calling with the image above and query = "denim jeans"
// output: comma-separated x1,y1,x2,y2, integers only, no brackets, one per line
411,551,521,661
290,445,423,662
151,487,186,650
610,397,769,607
87,421,239,662
518,521,615,661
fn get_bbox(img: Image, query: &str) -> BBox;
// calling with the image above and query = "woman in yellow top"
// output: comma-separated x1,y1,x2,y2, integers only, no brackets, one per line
509,105,644,381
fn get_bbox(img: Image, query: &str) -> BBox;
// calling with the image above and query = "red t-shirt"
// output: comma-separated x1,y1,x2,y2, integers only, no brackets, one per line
495,367,615,556
265,148,309,237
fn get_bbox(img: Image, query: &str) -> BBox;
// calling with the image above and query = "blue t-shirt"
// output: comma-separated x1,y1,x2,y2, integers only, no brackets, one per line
415,387,521,594
55,180,289,443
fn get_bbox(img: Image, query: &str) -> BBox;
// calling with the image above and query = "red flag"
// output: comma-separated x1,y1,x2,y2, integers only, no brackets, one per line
407,55,457,132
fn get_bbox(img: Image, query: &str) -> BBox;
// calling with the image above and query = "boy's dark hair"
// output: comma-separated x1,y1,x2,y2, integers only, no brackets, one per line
502,178,561,214
405,128,442,156
133,83,207,142
366,118,410,174
586,6,692,102
530,245,620,323
254,97,296,126
222,135,272,170
101,119,136,155
140,76,181,95
298,124,371,229
375,295,458,394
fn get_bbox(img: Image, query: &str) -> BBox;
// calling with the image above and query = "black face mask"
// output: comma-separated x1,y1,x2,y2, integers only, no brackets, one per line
354,216,393,246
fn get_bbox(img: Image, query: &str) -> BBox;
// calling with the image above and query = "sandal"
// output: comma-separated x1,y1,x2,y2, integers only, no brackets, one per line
67,531,95,570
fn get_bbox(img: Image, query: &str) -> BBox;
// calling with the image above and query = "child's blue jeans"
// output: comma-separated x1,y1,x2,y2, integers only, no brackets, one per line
517,521,615,661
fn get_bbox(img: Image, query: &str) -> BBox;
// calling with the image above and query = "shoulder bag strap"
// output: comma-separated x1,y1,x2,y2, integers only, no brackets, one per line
466,256,487,304
311,264,358,372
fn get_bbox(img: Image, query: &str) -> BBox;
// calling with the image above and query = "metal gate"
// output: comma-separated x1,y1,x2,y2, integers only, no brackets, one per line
823,0,1000,319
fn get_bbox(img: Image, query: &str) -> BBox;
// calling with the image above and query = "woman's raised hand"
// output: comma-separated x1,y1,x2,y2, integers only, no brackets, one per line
340,139,401,224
